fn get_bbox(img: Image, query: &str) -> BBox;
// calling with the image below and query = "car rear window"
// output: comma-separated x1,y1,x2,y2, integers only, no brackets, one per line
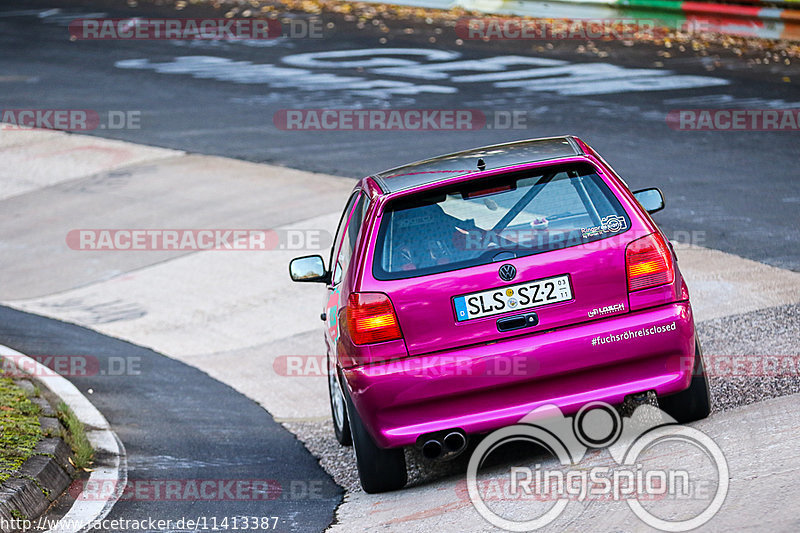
373,163,629,280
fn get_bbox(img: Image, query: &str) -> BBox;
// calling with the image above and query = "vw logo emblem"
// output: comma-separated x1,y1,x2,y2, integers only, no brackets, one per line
498,264,516,282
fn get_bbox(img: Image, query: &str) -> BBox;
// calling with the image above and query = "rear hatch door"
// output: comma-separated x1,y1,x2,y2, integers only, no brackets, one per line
370,162,633,356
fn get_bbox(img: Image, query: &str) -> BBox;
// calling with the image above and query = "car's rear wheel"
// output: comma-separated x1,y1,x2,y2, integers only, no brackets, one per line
328,363,352,446
659,339,711,423
343,384,407,493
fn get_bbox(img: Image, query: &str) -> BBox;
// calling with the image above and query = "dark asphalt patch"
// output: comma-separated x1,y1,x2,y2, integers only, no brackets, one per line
0,305,341,532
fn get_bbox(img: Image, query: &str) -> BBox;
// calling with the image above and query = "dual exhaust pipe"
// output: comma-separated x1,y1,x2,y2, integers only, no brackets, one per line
420,430,467,461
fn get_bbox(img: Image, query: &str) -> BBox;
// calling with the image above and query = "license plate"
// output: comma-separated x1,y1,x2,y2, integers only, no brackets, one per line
453,274,572,322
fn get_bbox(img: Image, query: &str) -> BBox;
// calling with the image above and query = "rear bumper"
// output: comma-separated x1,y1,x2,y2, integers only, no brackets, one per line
342,301,695,448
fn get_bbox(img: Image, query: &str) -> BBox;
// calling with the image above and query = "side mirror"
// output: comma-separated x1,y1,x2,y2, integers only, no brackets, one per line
289,255,330,283
633,188,665,215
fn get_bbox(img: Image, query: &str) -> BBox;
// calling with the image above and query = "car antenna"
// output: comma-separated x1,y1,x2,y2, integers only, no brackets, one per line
477,158,486,171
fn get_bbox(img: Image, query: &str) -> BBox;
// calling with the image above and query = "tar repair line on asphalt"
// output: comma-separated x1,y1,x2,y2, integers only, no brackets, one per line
0,344,128,533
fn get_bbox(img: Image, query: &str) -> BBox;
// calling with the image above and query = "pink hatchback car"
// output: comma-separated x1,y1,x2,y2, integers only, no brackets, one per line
290,136,710,493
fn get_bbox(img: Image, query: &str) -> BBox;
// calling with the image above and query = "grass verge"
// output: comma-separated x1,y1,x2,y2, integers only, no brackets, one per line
0,377,42,484
56,402,94,470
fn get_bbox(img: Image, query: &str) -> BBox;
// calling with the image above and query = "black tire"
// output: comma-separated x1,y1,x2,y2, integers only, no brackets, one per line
328,363,352,446
659,339,711,424
343,385,407,493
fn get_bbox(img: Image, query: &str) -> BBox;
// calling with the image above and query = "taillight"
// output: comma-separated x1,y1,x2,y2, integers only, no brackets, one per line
346,292,402,345
626,233,674,291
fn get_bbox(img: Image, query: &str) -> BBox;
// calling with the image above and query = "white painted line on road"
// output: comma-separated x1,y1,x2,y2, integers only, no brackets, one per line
0,9,55,17
115,50,729,98
0,345,128,533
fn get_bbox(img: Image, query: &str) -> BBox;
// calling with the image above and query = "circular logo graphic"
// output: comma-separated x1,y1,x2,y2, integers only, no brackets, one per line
573,401,622,448
622,426,729,532
467,425,572,532
604,215,624,232
465,402,729,532
499,264,516,282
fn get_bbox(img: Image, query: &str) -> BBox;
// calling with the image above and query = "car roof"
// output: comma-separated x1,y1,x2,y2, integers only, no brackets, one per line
370,136,584,194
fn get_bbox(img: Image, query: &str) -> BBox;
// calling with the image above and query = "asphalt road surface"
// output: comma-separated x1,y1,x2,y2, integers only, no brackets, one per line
3,122,800,533
1,0,799,271
0,306,341,532
1,1,799,532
